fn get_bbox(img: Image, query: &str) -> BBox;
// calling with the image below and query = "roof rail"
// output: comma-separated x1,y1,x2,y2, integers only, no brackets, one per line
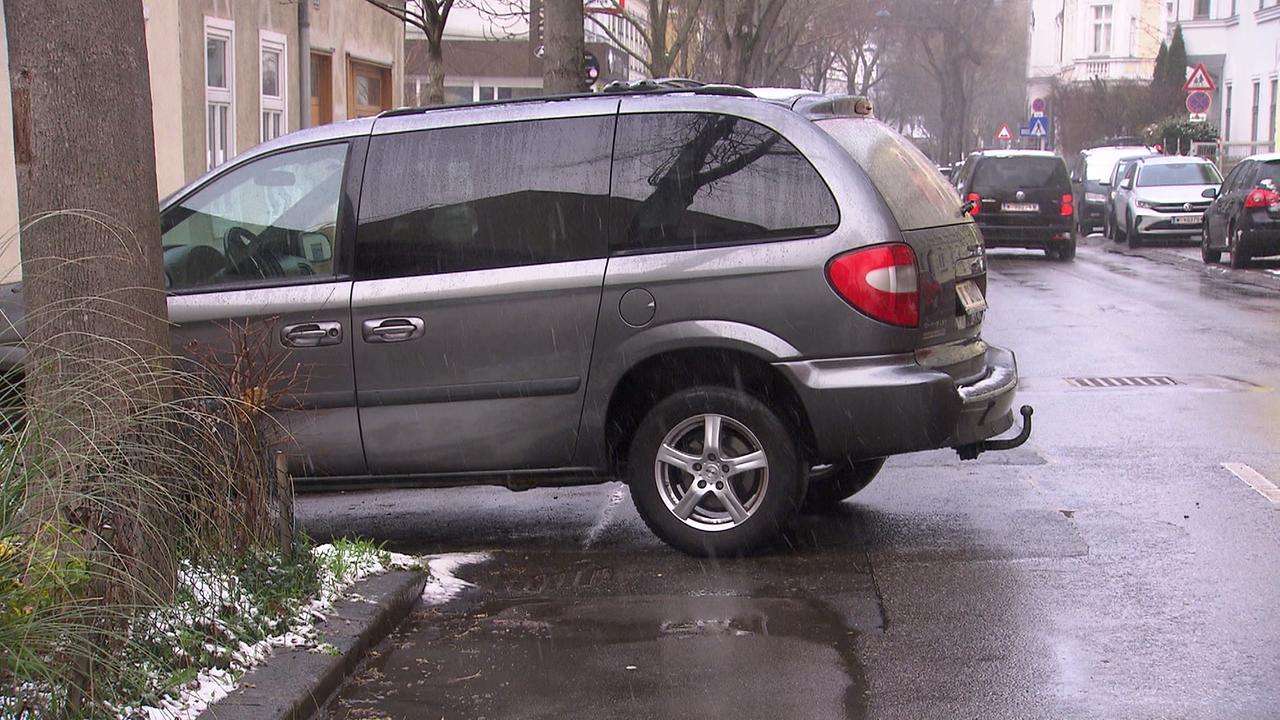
602,78,757,97
377,80,760,119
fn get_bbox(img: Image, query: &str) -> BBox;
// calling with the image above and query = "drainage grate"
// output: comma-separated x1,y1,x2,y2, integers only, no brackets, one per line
1066,376,1179,388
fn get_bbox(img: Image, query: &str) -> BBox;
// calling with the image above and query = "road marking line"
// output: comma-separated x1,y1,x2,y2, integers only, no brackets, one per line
583,486,627,548
1222,463,1280,505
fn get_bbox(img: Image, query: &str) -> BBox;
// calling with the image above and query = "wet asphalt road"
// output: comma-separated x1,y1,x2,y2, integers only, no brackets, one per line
301,236,1280,720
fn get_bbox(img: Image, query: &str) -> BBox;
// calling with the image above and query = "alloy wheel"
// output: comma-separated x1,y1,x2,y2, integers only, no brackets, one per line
653,413,769,532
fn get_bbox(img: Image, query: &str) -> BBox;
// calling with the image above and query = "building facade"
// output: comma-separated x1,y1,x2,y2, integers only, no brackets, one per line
1171,0,1280,156
0,0,404,278
404,0,649,107
1027,0,1168,103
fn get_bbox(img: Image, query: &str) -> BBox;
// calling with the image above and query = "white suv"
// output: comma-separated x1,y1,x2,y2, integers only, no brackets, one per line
1113,155,1223,248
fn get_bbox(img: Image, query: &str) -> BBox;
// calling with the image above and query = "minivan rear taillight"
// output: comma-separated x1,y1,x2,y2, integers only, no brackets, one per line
966,192,982,216
1060,193,1074,216
827,244,919,328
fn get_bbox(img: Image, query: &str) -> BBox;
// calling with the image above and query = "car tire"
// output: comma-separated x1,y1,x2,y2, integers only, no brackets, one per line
1044,246,1059,260
1201,228,1221,264
1057,238,1077,261
1127,219,1142,249
627,386,805,557
1229,226,1249,270
801,457,886,513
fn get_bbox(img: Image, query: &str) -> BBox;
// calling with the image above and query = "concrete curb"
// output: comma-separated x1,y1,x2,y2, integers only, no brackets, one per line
200,569,427,720
1094,238,1280,293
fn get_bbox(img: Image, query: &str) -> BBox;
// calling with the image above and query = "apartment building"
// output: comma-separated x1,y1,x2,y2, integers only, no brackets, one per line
1171,0,1279,154
0,0,404,276
1027,0,1168,103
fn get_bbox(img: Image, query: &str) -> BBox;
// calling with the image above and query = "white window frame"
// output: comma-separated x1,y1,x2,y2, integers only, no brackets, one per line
1091,4,1114,56
205,17,235,171
259,30,287,143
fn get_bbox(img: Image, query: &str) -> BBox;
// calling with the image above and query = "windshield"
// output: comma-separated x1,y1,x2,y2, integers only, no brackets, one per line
1084,152,1135,182
1136,162,1223,187
972,157,1068,192
818,117,963,230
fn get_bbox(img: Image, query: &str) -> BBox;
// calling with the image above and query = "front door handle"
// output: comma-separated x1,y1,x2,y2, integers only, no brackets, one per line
281,321,342,348
362,317,425,343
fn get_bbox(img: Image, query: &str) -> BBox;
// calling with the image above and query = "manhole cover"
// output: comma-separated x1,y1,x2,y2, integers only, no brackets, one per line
1066,376,1179,388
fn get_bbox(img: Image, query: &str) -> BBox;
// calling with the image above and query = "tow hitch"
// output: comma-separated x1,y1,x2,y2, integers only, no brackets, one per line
955,405,1033,460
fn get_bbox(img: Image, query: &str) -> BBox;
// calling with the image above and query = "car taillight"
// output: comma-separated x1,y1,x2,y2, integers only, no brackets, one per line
966,192,982,216
1244,188,1280,209
1060,193,1073,217
826,244,919,328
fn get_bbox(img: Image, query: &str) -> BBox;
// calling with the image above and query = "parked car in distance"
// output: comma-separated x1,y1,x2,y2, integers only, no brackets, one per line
1202,153,1280,268
1104,152,1159,242
1070,145,1157,237
952,150,1076,260
0,84,1030,557
1113,155,1222,249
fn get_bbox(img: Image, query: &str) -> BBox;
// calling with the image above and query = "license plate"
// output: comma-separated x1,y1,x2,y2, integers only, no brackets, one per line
956,280,988,315
1001,202,1039,213
1173,215,1200,225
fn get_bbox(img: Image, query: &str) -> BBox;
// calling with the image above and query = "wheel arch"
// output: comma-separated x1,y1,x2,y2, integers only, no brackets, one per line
594,344,817,479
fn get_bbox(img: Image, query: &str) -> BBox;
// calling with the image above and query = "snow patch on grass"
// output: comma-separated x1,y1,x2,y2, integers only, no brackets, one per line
120,540,422,720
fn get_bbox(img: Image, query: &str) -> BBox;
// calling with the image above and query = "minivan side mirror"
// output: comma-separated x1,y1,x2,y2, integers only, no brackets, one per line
300,232,333,263
1120,178,1132,190
1201,187,1218,199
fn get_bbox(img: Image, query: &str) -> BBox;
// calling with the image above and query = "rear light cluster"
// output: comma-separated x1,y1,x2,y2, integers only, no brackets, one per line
826,244,919,328
1060,193,1074,217
1245,188,1280,210
966,192,982,216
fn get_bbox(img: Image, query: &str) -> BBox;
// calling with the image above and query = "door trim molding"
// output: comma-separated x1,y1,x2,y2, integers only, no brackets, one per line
357,376,581,407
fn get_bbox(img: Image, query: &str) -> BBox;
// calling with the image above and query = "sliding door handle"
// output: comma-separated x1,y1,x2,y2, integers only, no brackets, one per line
362,317,425,343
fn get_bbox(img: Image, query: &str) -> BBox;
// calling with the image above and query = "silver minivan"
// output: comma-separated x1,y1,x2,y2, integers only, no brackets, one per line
5,85,1029,556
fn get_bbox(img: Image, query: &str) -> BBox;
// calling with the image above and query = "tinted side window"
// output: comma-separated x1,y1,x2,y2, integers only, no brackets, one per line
612,113,838,253
356,116,613,278
1220,163,1245,193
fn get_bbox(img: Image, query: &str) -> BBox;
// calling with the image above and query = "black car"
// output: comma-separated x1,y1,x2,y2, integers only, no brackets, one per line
953,150,1075,260
1202,153,1280,268
1069,145,1154,237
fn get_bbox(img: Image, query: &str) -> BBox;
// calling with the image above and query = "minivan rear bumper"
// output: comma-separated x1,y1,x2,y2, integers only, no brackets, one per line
775,345,1019,462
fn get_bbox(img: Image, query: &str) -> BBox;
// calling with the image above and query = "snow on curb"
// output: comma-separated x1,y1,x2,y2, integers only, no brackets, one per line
129,550,488,720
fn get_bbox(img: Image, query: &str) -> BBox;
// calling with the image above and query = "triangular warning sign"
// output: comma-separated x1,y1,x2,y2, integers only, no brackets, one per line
996,124,1013,141
1183,63,1216,92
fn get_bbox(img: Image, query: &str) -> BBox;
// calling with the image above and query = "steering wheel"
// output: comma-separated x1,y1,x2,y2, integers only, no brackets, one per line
224,226,284,280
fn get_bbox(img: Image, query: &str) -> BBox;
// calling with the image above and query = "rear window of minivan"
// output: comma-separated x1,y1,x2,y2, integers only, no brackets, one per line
817,118,963,230
972,156,1069,193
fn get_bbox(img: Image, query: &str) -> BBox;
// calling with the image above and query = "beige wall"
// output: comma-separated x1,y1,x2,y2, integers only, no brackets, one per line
146,0,187,198
311,0,405,122
0,7,18,282
178,0,301,184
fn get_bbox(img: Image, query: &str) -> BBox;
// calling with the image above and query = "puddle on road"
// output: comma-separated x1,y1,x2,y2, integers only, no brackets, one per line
322,552,874,720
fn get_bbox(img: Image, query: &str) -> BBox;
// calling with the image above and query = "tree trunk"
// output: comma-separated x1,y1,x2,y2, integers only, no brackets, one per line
543,0,585,94
5,0,173,606
426,35,446,105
